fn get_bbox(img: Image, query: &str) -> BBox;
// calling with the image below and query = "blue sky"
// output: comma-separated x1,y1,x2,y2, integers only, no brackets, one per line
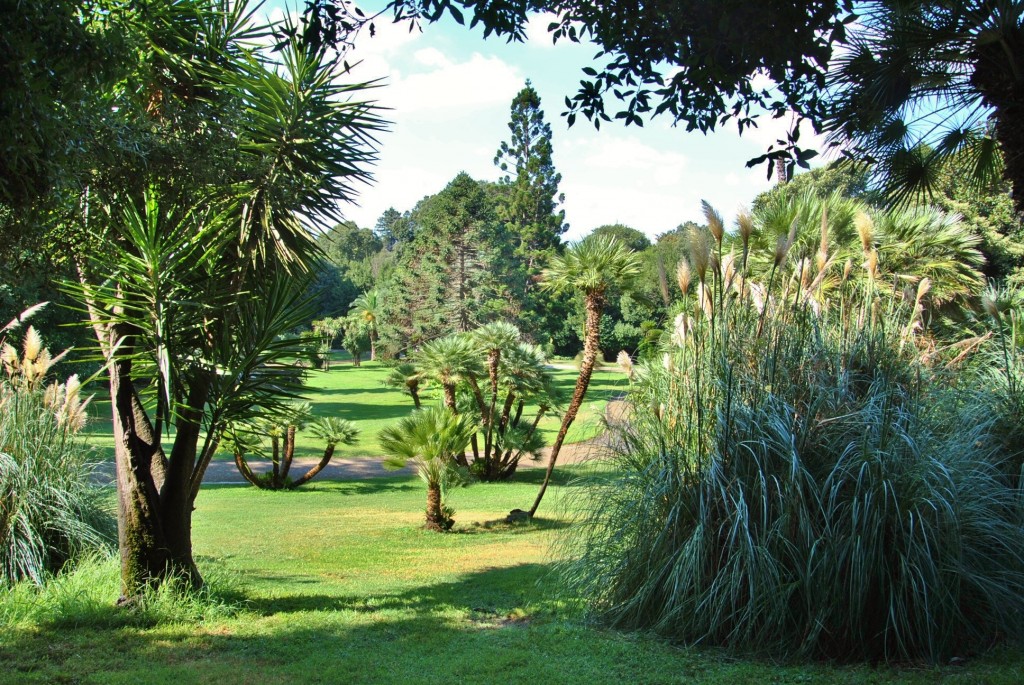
265,2,826,240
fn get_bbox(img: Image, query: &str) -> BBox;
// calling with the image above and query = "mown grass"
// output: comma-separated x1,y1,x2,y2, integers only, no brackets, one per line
82,360,626,462
2,471,1022,684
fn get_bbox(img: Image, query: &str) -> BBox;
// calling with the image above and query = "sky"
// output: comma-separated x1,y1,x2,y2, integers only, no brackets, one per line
265,2,827,241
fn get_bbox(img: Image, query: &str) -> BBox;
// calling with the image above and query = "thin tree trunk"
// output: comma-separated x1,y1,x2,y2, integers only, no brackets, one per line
234,451,262,487
410,381,421,409
289,445,336,488
528,292,603,517
280,425,296,481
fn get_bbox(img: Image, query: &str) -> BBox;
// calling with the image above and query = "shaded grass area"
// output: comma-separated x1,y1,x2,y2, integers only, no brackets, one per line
2,475,1022,684
82,360,627,462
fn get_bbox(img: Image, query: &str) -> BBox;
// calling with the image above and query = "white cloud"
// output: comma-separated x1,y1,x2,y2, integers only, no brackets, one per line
384,52,522,114
525,12,560,47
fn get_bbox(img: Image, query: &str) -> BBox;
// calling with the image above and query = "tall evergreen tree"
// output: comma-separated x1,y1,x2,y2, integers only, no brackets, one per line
494,81,567,269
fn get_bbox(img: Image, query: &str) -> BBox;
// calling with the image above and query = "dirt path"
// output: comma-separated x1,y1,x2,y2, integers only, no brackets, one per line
91,399,628,485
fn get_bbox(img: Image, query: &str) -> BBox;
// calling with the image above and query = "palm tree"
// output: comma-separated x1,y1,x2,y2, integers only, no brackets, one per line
349,289,381,360
383,362,423,408
414,334,485,412
379,406,476,531
825,2,1024,213
527,236,641,517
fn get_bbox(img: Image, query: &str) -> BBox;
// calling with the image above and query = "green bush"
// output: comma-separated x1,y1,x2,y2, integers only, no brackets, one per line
0,324,114,586
560,219,1024,662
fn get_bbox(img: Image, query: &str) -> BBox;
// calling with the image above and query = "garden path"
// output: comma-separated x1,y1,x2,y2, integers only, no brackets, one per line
91,399,628,485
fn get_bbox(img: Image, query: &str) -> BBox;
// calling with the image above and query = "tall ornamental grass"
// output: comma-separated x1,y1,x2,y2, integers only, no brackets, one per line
561,207,1024,662
0,320,113,586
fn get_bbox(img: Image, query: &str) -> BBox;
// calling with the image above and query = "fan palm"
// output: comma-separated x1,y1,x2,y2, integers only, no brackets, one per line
528,236,641,516
414,334,485,412
379,406,476,531
824,2,1023,213
383,362,423,408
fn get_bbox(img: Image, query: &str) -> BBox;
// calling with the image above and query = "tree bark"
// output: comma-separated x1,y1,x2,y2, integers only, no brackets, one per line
289,444,336,488
107,350,205,598
972,27,1024,215
528,291,604,517
424,482,446,531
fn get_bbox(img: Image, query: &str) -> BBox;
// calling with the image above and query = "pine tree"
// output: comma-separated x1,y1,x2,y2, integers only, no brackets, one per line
494,81,567,270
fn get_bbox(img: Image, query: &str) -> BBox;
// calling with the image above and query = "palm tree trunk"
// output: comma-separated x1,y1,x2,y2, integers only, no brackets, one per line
289,445,336,488
425,482,445,531
279,425,296,481
528,292,603,517
369,327,378,361
973,31,1024,216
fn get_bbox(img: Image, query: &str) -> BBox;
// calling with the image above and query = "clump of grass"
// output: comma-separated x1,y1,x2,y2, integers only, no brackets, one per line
1,552,248,630
1,315,114,586
559,206,1024,663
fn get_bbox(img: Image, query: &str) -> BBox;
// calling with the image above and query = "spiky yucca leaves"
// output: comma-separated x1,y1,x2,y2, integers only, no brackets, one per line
227,404,358,490
0,321,112,586
379,406,476,531
560,213,1024,662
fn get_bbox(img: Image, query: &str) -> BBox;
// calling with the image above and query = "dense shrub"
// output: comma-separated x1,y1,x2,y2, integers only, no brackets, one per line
0,323,113,586
560,215,1024,662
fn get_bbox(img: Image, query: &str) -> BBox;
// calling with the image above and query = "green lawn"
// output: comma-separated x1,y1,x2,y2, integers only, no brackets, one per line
82,360,627,462
2,471,1021,684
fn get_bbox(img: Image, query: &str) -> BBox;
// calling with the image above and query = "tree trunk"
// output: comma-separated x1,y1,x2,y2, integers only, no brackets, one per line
280,425,296,482
410,381,421,409
289,445,336,488
528,291,604,517
972,27,1024,215
424,481,446,531
369,328,378,361
108,351,204,598
442,383,457,412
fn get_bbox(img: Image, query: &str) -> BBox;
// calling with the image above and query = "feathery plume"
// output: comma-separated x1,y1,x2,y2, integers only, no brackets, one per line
855,212,874,253
702,200,725,245
23,326,42,363
676,258,692,297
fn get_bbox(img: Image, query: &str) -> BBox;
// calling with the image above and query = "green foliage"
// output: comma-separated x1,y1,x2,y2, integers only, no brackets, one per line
542,235,643,300
0,320,113,586
379,405,476,529
824,2,1019,209
494,80,567,258
226,403,359,490
560,209,1024,662
4,479,1023,682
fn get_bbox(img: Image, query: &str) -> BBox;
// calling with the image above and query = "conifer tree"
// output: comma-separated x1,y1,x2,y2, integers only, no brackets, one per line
494,81,567,270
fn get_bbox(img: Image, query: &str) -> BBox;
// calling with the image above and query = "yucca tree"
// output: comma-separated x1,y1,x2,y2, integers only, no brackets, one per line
70,3,383,598
527,236,641,517
349,289,381,360
379,406,476,531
